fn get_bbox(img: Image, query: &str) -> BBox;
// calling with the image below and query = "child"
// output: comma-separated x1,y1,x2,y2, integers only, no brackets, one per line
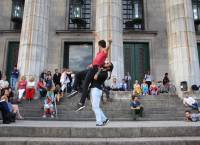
43,88,55,118
133,80,141,96
150,81,158,95
141,80,148,96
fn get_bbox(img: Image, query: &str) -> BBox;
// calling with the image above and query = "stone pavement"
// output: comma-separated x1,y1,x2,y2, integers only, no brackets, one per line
1,120,200,128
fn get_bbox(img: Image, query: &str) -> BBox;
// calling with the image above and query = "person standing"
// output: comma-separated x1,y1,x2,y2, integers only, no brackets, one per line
10,65,20,90
144,71,152,92
53,69,61,87
125,72,132,91
69,36,112,111
162,73,170,92
90,62,113,126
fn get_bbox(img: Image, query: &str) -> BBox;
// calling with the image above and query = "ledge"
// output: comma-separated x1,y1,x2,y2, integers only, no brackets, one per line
0,29,20,34
123,30,158,35
56,29,94,34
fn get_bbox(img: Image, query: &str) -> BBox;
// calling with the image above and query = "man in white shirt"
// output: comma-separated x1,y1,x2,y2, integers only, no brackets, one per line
0,75,9,90
183,95,200,112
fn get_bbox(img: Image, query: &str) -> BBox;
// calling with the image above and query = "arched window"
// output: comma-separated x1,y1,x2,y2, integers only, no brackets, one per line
11,0,24,30
68,0,91,30
123,0,144,30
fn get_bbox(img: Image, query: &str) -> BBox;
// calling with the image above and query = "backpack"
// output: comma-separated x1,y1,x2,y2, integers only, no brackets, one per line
191,85,199,91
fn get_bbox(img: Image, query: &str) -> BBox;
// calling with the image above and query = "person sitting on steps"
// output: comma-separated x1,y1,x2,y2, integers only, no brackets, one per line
130,95,143,120
185,110,200,122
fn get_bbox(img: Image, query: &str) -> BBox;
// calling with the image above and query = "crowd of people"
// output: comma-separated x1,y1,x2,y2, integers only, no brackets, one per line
0,66,74,123
110,72,172,96
0,33,115,126
0,65,177,123
1,33,200,124
183,92,200,122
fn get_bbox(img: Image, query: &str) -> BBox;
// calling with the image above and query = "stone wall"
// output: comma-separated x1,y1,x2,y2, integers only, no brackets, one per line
0,0,198,84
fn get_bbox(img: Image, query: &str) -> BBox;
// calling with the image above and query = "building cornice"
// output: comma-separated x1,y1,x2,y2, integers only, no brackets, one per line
56,30,94,34
0,29,20,34
123,30,158,35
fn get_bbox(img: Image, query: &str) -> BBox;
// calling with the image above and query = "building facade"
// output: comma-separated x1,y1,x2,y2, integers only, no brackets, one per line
0,0,200,91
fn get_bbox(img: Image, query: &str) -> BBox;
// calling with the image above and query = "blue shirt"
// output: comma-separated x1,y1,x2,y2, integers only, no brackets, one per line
11,69,19,79
191,113,200,122
130,101,141,108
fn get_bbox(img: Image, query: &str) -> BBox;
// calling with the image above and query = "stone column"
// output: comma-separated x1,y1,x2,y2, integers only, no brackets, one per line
166,0,200,92
95,0,124,80
17,0,50,79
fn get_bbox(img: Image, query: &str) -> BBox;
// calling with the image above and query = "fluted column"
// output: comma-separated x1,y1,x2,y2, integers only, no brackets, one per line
17,0,50,78
95,0,124,79
166,0,200,92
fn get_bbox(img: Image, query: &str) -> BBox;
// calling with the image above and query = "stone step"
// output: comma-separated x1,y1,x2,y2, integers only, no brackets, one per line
0,137,200,145
19,96,182,104
20,108,184,117
18,96,182,110
19,109,184,121
1,121,200,138
21,116,184,121
17,92,185,121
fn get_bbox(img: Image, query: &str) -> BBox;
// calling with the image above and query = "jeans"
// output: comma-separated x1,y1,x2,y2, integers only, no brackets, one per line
0,101,10,123
10,77,18,90
90,88,107,125
191,102,200,110
131,107,143,120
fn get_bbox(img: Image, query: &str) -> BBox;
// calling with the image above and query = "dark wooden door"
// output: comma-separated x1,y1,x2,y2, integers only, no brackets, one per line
6,42,19,80
124,43,150,83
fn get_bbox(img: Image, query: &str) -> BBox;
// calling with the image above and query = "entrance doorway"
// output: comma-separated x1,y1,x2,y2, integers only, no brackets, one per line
64,42,93,72
6,42,20,79
124,42,150,83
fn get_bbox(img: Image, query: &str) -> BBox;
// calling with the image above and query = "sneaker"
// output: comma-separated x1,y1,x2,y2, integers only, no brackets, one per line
103,119,109,126
42,115,46,118
51,115,54,118
75,103,85,112
67,90,78,98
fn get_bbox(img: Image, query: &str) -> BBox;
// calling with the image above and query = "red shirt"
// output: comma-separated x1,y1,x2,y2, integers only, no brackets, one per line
37,81,45,89
92,50,108,67
18,80,27,89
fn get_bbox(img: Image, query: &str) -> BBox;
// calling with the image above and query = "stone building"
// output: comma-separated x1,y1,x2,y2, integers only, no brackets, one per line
0,0,200,91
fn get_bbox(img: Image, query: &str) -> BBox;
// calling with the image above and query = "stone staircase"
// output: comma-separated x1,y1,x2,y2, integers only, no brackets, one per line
0,121,200,145
18,91,185,121
1,92,200,145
